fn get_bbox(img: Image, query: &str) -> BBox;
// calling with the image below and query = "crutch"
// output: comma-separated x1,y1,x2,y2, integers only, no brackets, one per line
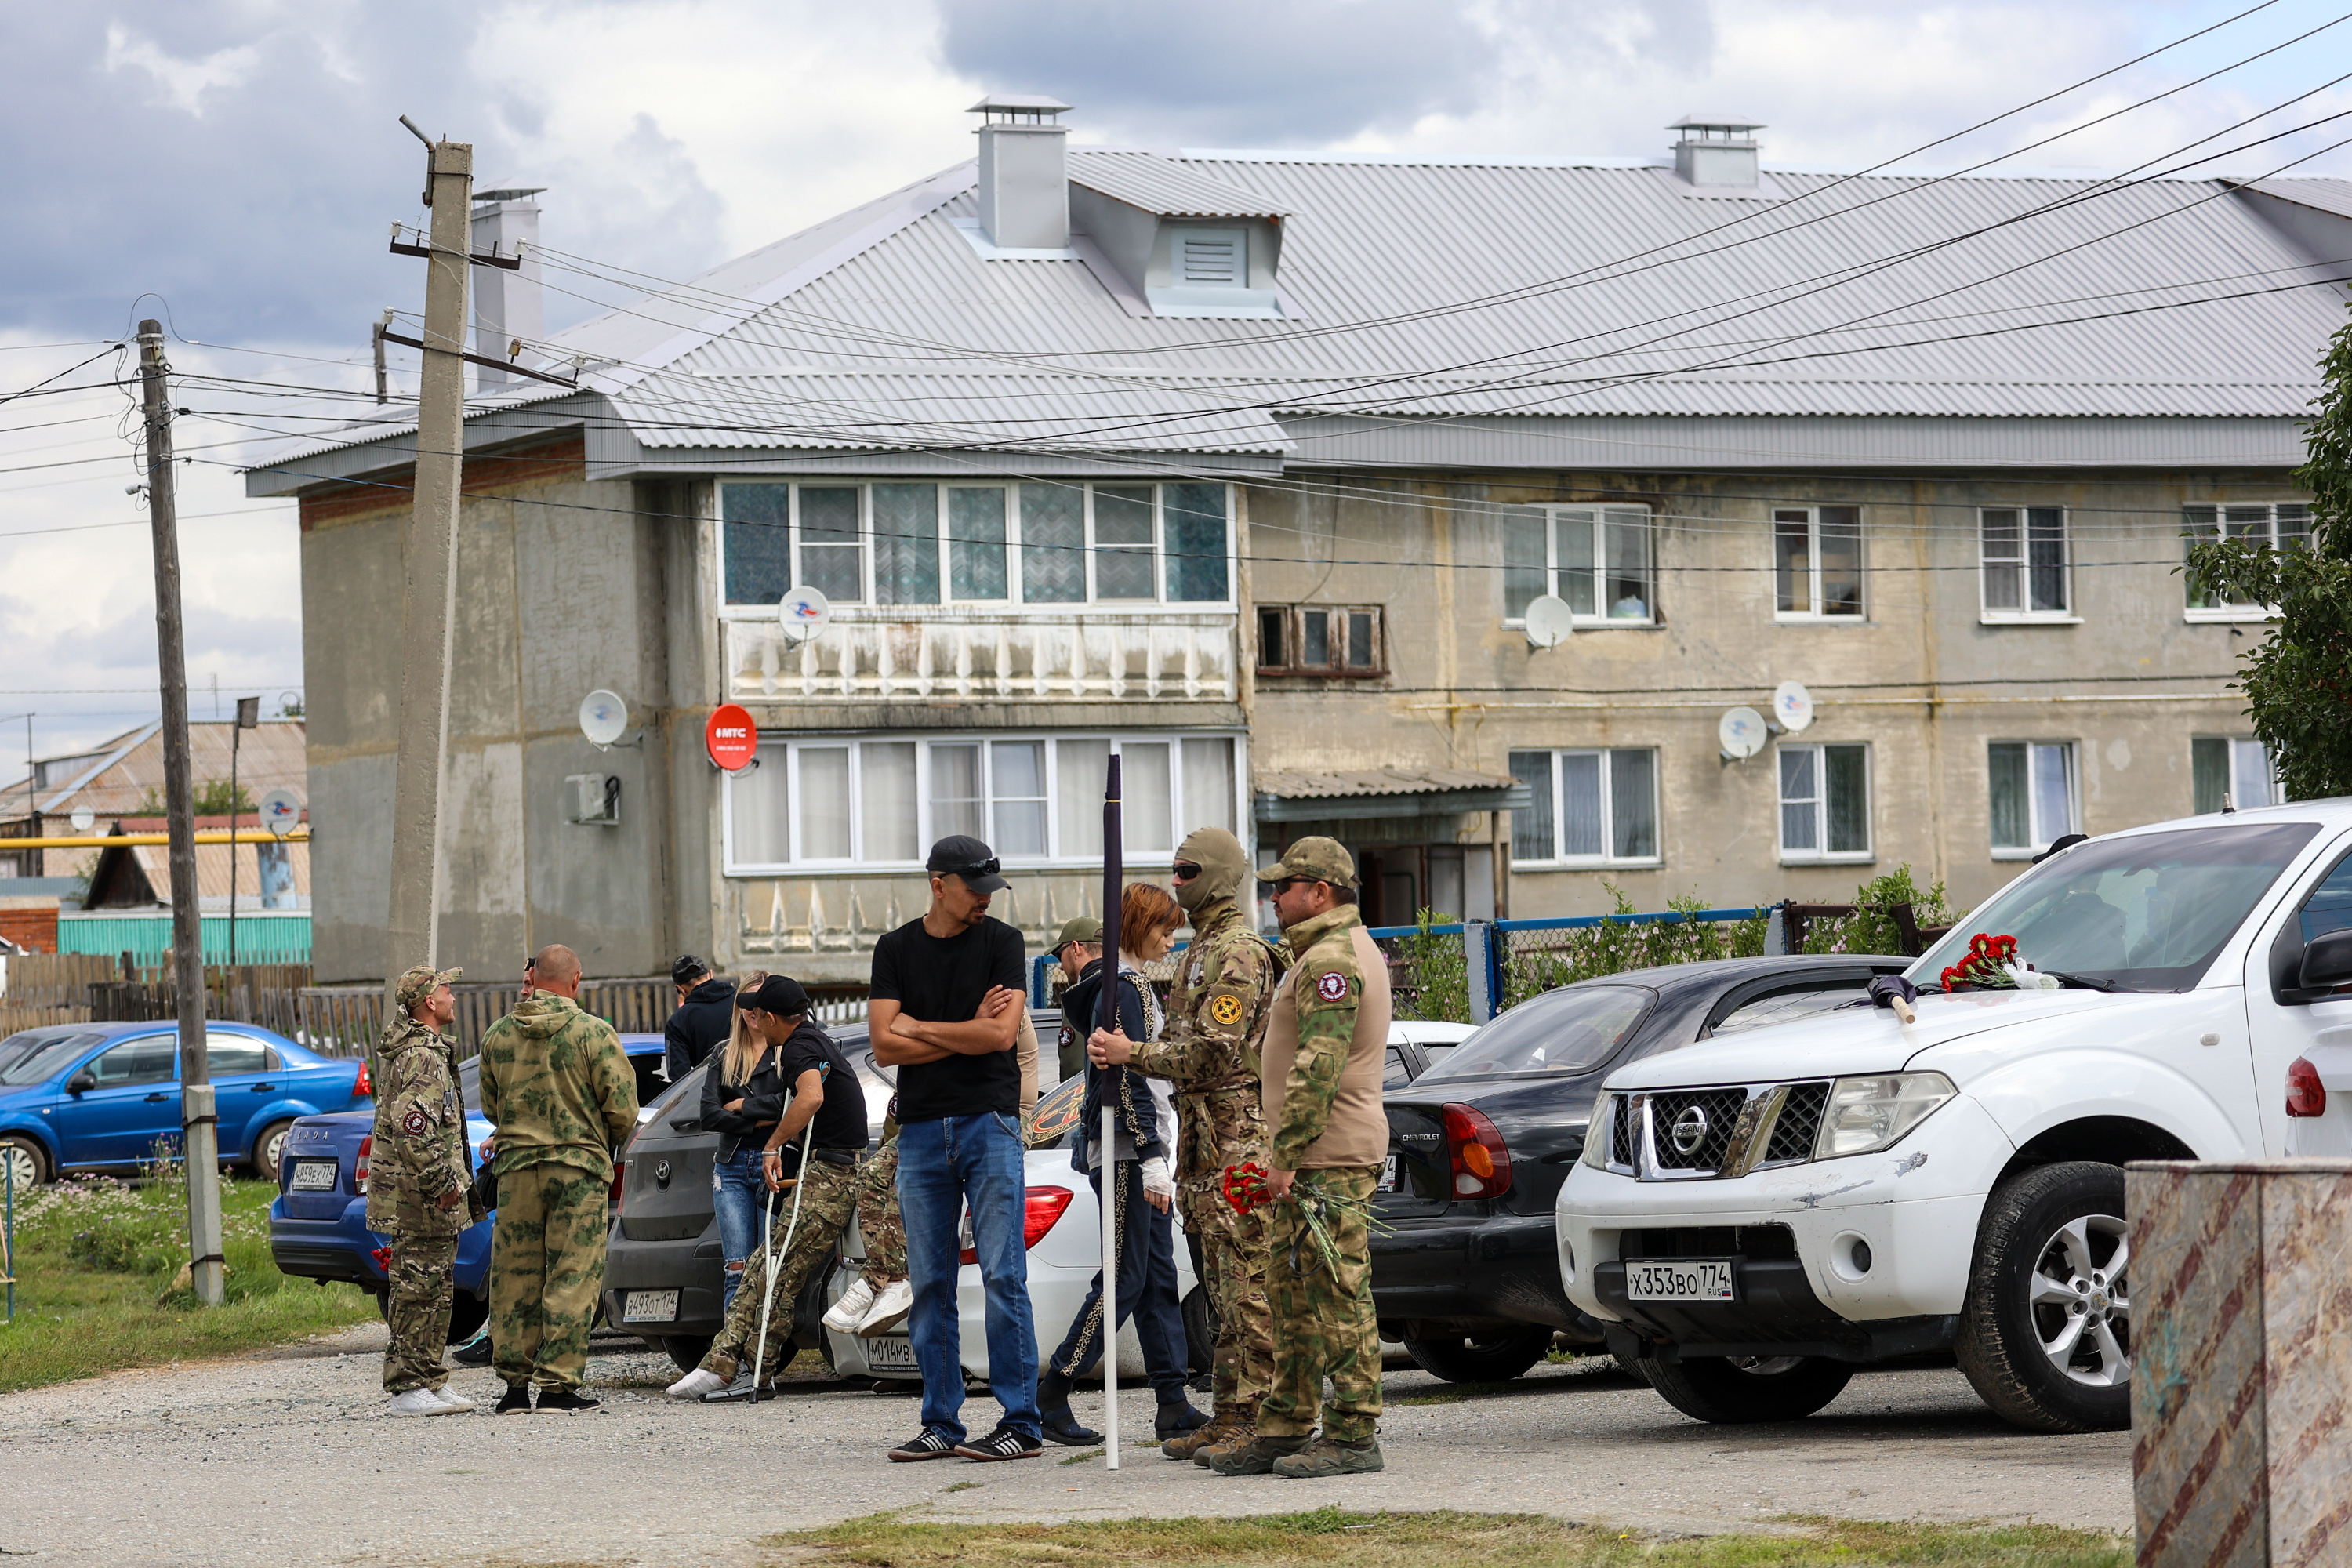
749,1130,815,1406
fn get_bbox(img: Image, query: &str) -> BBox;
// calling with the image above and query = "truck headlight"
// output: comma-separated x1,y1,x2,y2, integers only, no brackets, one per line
1815,1073,1956,1159
1581,1091,1616,1169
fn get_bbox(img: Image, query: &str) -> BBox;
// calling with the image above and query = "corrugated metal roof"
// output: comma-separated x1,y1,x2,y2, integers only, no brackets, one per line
1255,766,1518,800
1066,151,1290,218
2237,178,2352,221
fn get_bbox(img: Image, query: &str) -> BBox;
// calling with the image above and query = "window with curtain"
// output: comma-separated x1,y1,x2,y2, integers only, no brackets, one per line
1773,506,1864,618
871,483,940,604
2191,737,2278,814
721,483,793,605
1499,505,1655,623
1021,482,1087,603
949,487,1008,600
1507,747,1661,865
2183,503,2310,617
797,486,863,604
1778,742,1871,860
1980,506,2069,618
1989,741,2078,855
1093,486,1158,600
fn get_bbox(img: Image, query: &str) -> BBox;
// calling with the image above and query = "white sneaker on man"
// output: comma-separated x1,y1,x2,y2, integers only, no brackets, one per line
822,1276,876,1334
428,1386,476,1412
667,1367,728,1401
388,1388,457,1417
857,1279,913,1338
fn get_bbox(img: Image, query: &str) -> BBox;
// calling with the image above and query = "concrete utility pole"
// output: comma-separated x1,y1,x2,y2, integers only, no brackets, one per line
137,319,224,1308
382,127,472,1000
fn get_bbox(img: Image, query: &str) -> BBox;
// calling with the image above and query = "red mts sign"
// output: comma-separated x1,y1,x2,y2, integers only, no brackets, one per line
706,705,758,771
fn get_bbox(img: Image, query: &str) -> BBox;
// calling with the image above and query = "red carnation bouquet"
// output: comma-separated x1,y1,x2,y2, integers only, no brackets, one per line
1940,933,2019,991
1220,1159,1390,1276
1221,1161,1272,1214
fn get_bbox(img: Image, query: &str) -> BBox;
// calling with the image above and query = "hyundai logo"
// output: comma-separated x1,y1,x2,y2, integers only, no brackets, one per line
1670,1105,1710,1156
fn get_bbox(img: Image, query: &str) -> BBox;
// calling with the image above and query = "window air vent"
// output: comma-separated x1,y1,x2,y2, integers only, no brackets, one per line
1174,230,1244,287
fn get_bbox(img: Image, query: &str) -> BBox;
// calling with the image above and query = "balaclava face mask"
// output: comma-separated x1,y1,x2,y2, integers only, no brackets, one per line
1173,826,1247,914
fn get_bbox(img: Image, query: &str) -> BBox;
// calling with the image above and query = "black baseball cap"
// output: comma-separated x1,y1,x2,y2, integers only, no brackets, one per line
670,953,710,985
742,975,810,1016
926,833,1009,892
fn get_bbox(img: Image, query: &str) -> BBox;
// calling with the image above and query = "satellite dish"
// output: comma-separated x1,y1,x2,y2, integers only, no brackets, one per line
1773,680,1815,733
1719,706,1769,761
256,788,303,835
71,808,95,833
778,585,831,644
1523,594,1575,650
579,689,630,749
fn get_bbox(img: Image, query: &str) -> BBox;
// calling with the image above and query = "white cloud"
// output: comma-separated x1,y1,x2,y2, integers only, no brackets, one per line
102,22,260,117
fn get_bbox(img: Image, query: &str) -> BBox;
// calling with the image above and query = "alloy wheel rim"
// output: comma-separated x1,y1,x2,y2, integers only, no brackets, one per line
1,1143,34,1189
2028,1213,2130,1388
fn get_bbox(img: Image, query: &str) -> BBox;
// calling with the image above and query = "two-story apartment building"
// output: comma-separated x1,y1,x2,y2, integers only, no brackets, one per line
249,100,2352,984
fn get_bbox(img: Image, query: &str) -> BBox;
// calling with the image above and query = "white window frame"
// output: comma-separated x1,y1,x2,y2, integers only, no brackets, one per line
2182,503,2310,622
715,480,1236,615
1771,506,1867,621
722,730,1249,875
1500,505,1657,628
2191,736,2278,813
1506,747,1663,869
1777,742,1874,864
1987,740,2080,860
1977,506,2077,623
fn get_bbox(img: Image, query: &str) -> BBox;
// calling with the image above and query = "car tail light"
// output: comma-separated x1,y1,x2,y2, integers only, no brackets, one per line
354,1061,372,1098
959,1187,1076,1265
2287,1057,2327,1118
354,1134,372,1195
611,1163,627,1207
1442,1103,1512,1200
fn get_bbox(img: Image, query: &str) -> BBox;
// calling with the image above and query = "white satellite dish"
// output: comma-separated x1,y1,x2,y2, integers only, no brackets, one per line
256,787,303,835
1719,706,1769,761
579,689,630,749
778,584,831,644
1773,680,1816,733
71,807,95,833
1523,594,1575,650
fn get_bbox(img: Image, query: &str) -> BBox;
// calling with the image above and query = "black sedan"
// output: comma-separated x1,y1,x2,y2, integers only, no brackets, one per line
1371,954,1907,1383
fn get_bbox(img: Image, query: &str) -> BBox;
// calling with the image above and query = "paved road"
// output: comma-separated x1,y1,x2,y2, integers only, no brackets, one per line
0,1325,2129,1566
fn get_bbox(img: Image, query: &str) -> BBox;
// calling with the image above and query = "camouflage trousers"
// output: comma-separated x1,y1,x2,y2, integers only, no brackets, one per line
704,1158,860,1383
1178,1172,1272,1413
489,1161,609,1392
381,1229,459,1394
851,1133,906,1288
1258,1165,1382,1446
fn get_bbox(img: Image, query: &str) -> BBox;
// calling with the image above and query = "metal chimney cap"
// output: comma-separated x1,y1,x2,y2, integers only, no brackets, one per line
970,93,1073,118
1668,115,1765,135
474,185,549,204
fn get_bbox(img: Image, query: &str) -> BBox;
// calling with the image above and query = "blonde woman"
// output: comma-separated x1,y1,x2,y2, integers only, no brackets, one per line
699,970,778,1315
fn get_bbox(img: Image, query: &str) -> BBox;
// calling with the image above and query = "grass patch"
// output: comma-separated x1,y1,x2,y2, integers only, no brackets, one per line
771,1510,2130,1568
0,1163,376,1392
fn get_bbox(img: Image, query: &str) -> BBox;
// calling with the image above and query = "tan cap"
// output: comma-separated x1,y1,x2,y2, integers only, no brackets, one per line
396,965,462,1011
1256,836,1356,889
1053,915,1105,952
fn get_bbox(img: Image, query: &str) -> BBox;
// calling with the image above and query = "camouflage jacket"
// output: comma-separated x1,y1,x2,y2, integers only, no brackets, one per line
1129,897,1286,1179
475,990,639,1182
365,1014,483,1236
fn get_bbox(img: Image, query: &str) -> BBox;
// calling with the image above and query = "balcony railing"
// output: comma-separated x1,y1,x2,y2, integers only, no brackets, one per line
722,611,1238,704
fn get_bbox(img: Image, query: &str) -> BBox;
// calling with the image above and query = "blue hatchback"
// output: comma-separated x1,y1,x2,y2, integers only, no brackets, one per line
0,1021,368,1190
268,1033,667,1337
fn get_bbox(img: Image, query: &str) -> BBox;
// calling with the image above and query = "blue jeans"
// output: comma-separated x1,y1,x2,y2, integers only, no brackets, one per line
896,1112,1040,1443
712,1147,768,1316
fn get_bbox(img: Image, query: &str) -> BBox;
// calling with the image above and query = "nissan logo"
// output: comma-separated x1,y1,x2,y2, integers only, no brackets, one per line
1670,1105,1710,1156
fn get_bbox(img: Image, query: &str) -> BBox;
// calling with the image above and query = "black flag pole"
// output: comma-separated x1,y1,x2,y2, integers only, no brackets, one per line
1098,753,1123,1033
1098,752,1123,1468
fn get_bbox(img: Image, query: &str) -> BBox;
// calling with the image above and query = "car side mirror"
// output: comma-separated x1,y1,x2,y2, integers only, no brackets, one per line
2300,929,2352,993
66,1071,96,1094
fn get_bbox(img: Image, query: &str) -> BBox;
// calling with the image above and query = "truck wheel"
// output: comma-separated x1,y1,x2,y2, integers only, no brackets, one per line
1639,1354,1852,1421
1403,1325,1552,1384
1956,1161,2130,1432
447,1291,488,1344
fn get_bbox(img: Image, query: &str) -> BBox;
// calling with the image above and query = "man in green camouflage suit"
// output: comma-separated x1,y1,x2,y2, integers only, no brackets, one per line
1209,837,1394,1479
476,944,637,1412
369,964,487,1415
1090,826,1284,1460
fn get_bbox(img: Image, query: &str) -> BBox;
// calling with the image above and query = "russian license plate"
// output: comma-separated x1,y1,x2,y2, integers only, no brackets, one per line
866,1335,917,1372
288,1160,339,1192
1377,1154,1399,1192
1624,1258,1737,1302
622,1289,679,1323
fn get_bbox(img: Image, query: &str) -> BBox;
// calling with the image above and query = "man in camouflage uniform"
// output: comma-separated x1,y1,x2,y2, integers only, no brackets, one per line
369,964,487,1415
1209,837,1393,1479
1090,826,1284,1460
476,943,637,1412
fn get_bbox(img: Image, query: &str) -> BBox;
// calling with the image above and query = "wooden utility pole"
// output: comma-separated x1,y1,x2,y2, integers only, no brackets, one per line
382,125,472,998
137,319,224,1308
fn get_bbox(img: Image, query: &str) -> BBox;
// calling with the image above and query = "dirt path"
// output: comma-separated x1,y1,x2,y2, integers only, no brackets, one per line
0,1325,2129,1566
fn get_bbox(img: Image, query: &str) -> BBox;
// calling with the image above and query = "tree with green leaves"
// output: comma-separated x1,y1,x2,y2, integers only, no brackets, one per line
2185,303,2352,801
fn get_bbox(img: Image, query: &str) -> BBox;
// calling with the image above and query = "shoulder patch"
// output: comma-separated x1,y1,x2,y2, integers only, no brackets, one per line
1315,971,1351,1002
401,1107,429,1136
1209,993,1245,1026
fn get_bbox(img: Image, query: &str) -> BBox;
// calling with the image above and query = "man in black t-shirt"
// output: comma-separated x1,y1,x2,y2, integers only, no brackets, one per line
869,834,1040,1461
664,975,869,1403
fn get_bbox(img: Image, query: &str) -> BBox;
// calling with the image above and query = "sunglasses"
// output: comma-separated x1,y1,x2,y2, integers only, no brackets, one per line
938,858,1001,880
1171,862,1203,881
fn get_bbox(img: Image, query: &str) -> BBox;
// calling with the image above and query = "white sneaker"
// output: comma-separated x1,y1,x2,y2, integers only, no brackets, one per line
388,1388,456,1417
857,1279,913,1338
667,1367,728,1401
822,1276,876,1334
429,1386,476,1412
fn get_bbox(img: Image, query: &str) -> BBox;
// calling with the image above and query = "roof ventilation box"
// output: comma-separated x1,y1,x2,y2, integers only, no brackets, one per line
972,94,1073,249
1664,117,1780,199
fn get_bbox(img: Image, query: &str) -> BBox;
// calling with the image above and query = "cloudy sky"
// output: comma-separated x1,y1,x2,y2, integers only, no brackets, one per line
3,0,2349,778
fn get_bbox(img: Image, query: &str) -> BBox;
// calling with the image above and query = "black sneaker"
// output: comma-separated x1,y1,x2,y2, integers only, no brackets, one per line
888,1428,963,1462
452,1337,494,1367
535,1388,601,1412
956,1424,1044,1461
493,1385,533,1414
1039,1406,1102,1446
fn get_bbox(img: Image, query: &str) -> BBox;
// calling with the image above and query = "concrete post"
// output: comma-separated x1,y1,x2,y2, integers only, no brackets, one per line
2129,1159,2352,1567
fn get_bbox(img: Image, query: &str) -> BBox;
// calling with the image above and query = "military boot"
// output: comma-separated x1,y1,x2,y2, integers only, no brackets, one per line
1204,1432,1312,1476
1190,1404,1260,1466
1271,1436,1384,1478
1165,1406,1241,1461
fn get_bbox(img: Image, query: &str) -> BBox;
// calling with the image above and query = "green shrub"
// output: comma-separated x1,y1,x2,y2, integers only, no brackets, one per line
1800,865,1955,956
1500,885,1769,1007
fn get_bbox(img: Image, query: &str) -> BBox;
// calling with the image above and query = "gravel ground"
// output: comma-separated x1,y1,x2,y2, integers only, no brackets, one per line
0,1323,2129,1566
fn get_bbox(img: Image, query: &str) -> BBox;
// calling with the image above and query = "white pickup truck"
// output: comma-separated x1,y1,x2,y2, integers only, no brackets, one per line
1556,800,2352,1433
